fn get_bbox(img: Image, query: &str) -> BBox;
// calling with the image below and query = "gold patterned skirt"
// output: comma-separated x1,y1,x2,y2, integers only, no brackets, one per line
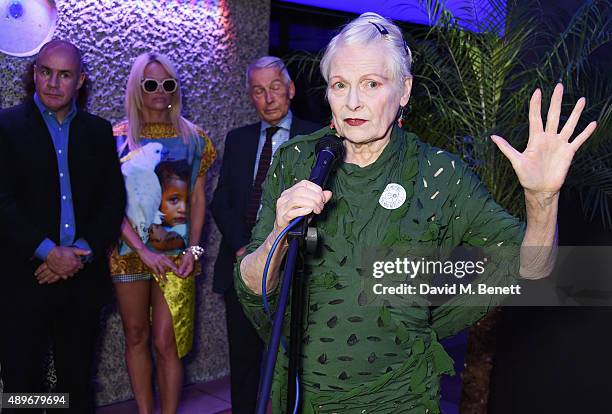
110,250,199,358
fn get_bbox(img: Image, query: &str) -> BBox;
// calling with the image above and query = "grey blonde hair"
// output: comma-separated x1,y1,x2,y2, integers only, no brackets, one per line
320,12,413,89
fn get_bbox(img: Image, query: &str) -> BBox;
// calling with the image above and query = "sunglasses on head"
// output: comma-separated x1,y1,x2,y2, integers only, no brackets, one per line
141,78,178,94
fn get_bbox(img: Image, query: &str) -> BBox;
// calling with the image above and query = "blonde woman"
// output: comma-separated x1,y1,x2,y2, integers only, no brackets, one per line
110,52,216,414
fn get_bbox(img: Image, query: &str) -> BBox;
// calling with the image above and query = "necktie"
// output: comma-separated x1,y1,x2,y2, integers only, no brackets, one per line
245,126,280,226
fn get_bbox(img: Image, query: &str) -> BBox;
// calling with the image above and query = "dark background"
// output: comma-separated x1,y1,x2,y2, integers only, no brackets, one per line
269,0,611,126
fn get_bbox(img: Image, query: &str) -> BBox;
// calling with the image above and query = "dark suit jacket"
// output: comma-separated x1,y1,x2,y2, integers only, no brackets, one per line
211,116,320,294
0,100,126,307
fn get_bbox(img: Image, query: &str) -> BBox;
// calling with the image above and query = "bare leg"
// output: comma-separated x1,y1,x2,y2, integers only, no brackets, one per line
115,280,154,414
151,281,183,414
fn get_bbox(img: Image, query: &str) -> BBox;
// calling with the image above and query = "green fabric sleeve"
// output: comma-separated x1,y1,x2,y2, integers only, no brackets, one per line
431,165,525,339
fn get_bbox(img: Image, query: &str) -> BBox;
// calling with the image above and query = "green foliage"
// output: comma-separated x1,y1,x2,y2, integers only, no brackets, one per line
289,0,611,225
409,0,612,224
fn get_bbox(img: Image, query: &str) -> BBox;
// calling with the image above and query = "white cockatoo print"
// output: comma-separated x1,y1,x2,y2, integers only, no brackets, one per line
121,142,164,242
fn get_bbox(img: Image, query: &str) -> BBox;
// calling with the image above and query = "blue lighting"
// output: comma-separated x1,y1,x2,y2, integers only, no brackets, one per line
278,0,505,32
8,1,24,19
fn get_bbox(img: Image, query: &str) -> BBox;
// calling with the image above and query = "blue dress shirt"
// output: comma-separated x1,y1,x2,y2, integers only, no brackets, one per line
33,93,91,260
252,110,293,181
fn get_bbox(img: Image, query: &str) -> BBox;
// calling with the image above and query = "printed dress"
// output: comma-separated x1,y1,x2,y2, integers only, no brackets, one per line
235,126,524,413
110,122,216,358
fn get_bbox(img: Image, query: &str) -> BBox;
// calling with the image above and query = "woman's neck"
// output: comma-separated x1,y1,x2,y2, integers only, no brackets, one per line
343,136,391,167
142,108,171,124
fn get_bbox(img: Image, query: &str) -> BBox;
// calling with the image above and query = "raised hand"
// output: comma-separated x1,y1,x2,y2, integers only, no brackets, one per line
491,84,597,195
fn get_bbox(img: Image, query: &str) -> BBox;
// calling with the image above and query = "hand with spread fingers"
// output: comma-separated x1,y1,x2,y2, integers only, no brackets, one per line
491,83,597,195
492,83,597,280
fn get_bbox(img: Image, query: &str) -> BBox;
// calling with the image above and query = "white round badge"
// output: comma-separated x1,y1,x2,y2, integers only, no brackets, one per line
379,183,406,210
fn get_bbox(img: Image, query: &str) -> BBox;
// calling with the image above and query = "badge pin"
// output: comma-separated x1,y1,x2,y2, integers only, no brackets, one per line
379,183,406,210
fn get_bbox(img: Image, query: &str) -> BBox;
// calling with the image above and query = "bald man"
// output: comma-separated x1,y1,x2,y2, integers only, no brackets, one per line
0,40,125,413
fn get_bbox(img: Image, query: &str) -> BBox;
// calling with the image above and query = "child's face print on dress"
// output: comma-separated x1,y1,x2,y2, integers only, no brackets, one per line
160,176,188,226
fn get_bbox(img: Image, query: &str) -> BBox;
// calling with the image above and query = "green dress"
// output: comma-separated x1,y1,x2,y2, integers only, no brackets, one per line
234,126,524,413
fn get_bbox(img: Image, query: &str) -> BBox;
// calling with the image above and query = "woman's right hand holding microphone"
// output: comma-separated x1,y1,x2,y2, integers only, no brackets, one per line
273,180,333,234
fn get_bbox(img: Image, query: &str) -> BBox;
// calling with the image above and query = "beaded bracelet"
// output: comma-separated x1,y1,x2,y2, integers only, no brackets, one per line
183,245,204,261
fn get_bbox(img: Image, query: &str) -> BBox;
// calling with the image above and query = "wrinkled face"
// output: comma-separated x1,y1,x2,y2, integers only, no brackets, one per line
34,45,84,114
249,67,295,125
327,43,412,146
141,62,175,113
160,178,188,226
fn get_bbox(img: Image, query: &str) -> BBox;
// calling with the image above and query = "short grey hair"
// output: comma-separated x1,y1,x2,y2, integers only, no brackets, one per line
246,56,292,89
320,12,412,88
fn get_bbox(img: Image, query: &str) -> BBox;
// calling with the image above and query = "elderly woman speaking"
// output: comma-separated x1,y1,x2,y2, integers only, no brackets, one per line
235,12,596,413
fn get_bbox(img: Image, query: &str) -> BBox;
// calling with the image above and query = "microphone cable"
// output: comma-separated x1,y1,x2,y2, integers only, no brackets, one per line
261,216,305,414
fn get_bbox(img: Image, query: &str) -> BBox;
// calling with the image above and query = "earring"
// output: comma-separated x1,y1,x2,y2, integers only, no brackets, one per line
329,120,335,130
397,106,406,128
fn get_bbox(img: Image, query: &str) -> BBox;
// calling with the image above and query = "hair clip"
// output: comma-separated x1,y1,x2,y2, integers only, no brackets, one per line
369,20,412,62
369,21,390,36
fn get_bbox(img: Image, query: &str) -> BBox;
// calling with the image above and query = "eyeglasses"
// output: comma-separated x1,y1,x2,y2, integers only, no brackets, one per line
141,78,178,94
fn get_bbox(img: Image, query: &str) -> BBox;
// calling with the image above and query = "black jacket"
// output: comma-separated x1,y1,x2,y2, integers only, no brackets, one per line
0,100,126,304
211,116,320,294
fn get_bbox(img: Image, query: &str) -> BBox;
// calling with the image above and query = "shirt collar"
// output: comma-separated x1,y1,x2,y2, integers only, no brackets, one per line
33,92,78,123
261,110,292,134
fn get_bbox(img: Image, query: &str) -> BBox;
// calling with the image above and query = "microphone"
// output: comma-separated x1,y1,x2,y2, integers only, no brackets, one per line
308,135,345,188
287,135,344,239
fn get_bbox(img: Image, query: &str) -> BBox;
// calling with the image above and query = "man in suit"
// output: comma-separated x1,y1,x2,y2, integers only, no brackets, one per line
0,40,125,413
211,56,320,413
